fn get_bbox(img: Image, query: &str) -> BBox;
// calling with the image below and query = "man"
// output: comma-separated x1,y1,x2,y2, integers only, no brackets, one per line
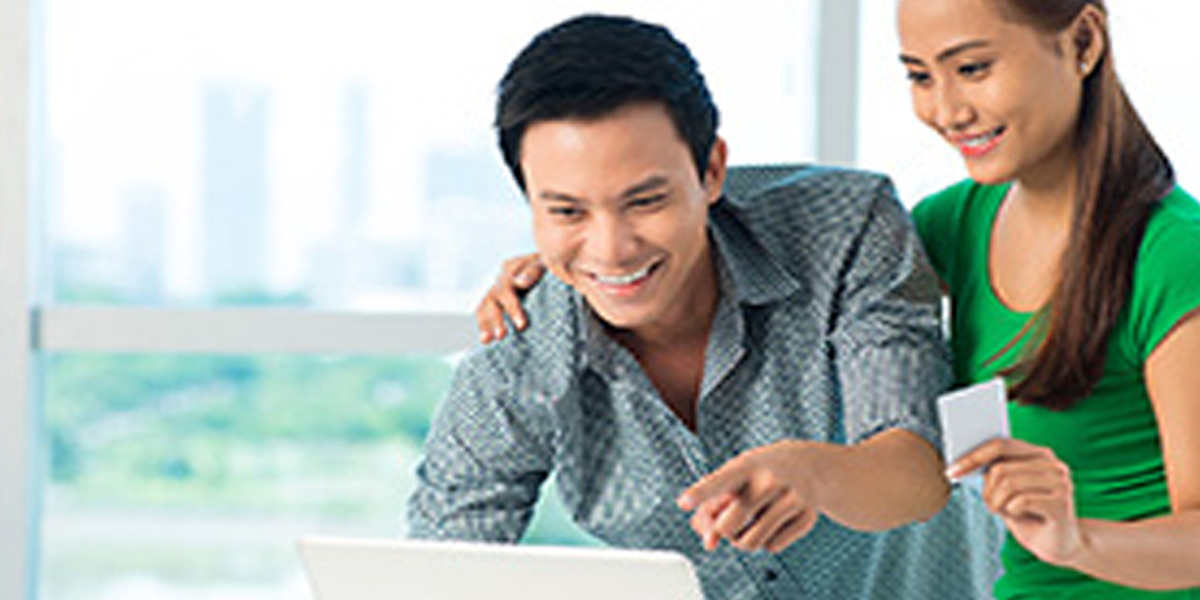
408,14,999,599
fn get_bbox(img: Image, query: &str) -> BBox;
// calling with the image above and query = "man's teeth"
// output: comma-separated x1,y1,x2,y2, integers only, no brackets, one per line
962,129,1001,148
595,264,653,285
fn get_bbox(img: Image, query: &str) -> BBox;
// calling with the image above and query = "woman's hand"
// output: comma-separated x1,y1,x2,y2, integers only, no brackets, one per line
475,253,546,343
948,438,1086,567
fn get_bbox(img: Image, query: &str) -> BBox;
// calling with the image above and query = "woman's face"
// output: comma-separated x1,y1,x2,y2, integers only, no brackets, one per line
897,0,1089,187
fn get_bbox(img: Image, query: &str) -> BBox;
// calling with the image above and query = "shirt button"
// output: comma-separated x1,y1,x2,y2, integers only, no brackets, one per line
764,569,779,582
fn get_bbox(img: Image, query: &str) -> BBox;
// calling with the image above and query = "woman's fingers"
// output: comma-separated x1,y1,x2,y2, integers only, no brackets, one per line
475,292,509,343
475,254,545,342
982,460,1064,514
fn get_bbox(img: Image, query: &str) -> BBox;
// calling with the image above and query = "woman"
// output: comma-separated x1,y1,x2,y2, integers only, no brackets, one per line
901,0,1200,597
472,0,1200,597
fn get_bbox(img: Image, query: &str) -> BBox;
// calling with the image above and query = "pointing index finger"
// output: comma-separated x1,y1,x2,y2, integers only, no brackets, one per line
677,460,752,512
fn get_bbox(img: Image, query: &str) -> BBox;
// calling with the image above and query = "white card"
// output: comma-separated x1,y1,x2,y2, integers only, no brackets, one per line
937,378,1010,487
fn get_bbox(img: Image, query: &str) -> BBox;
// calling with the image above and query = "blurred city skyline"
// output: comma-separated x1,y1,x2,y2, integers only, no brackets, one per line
43,0,814,311
50,79,531,310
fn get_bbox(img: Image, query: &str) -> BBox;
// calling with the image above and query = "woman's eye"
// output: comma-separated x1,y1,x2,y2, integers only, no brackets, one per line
958,62,991,78
906,70,932,85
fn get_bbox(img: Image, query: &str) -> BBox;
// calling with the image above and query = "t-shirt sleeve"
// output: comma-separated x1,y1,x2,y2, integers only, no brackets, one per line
911,182,968,289
1128,195,1200,361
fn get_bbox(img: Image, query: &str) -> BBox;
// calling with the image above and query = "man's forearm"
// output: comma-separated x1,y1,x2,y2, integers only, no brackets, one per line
808,429,950,531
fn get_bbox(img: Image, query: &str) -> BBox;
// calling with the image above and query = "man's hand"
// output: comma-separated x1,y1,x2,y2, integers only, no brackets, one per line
677,441,825,553
679,430,949,553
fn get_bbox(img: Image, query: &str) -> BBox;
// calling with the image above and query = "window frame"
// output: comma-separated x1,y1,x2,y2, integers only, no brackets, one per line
0,1,862,598
1,0,41,596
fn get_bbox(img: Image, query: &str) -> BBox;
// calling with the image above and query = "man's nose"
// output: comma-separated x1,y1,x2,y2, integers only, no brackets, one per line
586,213,638,264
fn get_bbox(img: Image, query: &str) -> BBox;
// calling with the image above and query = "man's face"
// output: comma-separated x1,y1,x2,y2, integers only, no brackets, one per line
520,102,726,336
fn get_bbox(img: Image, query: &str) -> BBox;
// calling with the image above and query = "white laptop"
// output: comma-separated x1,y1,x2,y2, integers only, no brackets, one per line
298,537,705,600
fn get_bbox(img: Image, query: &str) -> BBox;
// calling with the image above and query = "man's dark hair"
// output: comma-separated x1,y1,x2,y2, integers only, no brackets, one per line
496,14,720,191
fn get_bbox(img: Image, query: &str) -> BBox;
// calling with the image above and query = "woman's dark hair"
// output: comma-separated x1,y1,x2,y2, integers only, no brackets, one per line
495,14,719,191
994,0,1175,409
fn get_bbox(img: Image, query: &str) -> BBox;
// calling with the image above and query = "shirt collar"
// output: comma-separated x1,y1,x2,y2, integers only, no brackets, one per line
708,197,805,306
571,197,803,379
576,298,621,379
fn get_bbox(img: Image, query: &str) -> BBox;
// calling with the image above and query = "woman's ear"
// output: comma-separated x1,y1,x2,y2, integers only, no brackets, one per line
1071,4,1108,77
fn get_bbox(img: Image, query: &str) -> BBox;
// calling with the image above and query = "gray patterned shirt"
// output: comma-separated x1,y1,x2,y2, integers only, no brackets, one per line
409,165,1001,599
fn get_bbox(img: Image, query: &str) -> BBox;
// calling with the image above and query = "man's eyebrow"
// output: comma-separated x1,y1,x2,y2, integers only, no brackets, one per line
537,190,582,203
900,39,992,66
536,175,670,203
621,175,670,198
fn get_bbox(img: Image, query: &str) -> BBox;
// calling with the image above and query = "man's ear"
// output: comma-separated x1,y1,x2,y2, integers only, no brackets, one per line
703,137,728,205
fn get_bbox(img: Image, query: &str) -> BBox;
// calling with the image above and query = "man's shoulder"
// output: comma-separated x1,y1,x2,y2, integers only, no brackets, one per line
723,164,892,231
719,164,896,262
456,275,579,393
725,164,891,200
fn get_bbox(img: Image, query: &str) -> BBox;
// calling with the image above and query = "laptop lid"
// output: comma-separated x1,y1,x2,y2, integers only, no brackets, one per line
298,537,705,600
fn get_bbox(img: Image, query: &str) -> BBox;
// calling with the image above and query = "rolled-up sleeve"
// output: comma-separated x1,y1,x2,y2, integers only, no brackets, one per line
829,178,950,449
407,348,556,542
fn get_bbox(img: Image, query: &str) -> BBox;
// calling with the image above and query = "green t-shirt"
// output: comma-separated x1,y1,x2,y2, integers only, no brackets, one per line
913,180,1200,600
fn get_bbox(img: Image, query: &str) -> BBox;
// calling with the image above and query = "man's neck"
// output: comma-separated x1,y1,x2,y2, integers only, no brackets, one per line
613,247,720,352
608,249,719,432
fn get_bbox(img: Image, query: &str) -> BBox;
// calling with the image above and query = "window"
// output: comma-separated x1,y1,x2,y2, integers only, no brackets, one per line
45,0,819,310
40,353,593,600
7,1,826,599
854,0,962,208
42,354,455,600
1107,0,1200,194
